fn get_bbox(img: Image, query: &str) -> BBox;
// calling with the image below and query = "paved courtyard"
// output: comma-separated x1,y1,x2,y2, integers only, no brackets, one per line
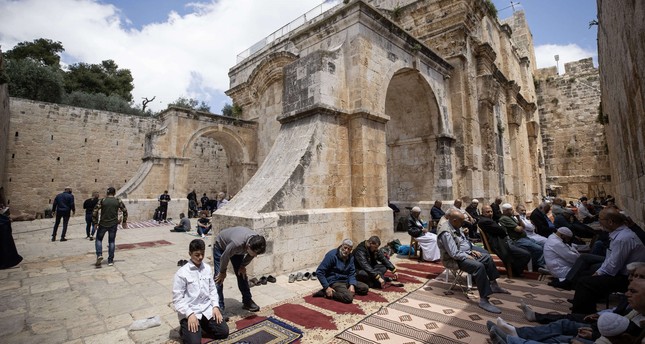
1,217,410,343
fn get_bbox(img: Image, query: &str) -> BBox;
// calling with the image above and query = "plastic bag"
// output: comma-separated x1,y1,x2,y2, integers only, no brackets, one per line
129,315,161,331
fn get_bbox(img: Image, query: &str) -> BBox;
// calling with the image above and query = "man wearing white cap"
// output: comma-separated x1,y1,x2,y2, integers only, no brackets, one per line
407,206,425,238
543,227,580,281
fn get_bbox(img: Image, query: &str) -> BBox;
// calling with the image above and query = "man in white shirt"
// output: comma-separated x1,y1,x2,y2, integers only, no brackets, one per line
517,205,547,245
173,239,229,343
543,227,580,281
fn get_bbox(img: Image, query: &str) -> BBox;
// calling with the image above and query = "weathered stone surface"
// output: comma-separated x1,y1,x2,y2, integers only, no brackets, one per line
597,0,645,227
0,51,8,204
535,58,609,200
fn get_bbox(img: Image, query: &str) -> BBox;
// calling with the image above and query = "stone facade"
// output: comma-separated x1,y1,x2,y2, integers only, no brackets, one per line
535,58,609,200
597,0,645,227
0,52,8,204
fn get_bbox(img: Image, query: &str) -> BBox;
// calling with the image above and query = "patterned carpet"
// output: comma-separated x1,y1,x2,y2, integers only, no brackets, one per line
335,276,574,344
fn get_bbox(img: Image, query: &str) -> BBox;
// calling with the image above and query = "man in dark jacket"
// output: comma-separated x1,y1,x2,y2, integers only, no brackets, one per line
430,200,445,224
83,191,99,240
353,236,398,288
530,202,556,238
408,206,425,238
315,239,369,303
490,197,503,222
51,187,75,242
478,205,531,277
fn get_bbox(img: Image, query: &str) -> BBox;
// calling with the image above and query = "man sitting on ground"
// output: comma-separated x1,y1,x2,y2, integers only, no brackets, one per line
315,239,369,303
196,212,212,238
173,239,229,343
437,209,509,314
171,213,191,232
499,203,546,271
353,236,401,289
478,205,531,277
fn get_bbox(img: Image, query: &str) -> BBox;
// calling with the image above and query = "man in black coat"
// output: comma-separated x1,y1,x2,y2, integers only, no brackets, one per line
478,205,531,277
529,202,556,238
353,236,398,288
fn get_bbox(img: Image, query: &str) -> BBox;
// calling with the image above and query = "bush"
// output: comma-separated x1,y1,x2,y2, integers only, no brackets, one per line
61,91,153,116
5,58,65,103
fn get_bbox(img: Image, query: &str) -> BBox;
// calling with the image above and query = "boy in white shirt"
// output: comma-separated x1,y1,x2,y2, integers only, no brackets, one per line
172,239,229,343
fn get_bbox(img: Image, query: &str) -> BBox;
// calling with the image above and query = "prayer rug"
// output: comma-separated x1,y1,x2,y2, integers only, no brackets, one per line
210,317,302,344
116,240,172,251
336,277,574,344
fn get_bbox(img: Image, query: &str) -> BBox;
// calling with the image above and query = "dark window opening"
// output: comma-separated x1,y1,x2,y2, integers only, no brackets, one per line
15,132,18,137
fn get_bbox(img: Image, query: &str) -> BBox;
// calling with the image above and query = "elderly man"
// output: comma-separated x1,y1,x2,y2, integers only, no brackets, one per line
437,209,509,313
353,236,400,288
491,197,503,222
407,206,425,238
543,227,580,281
465,199,481,219
315,239,369,303
569,207,645,314
517,205,546,245
575,197,598,224
451,199,479,240
499,203,546,271
430,200,445,223
554,208,595,239
478,205,532,277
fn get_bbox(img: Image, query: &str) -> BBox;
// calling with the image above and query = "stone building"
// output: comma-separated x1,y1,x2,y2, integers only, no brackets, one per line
0,50,8,205
597,0,645,227
534,58,609,200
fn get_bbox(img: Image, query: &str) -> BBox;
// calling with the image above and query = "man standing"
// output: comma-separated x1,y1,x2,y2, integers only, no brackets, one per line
200,193,210,211
83,191,99,240
437,209,509,313
93,187,128,267
213,227,266,313
51,187,75,242
353,236,399,289
315,239,369,303
158,190,170,222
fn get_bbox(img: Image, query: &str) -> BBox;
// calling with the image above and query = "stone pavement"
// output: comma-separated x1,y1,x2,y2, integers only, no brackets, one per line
1,217,411,344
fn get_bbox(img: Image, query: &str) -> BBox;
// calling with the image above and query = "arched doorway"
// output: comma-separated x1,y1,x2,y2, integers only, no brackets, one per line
385,69,442,204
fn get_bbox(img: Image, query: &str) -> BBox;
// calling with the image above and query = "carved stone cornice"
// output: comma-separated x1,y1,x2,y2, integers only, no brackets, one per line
477,74,501,105
475,43,497,75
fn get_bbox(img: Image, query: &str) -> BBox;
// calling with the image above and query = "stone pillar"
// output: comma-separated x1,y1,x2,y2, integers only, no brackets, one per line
435,135,455,200
348,113,388,207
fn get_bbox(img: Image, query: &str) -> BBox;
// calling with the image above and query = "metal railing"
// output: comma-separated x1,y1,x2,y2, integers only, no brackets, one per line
236,0,343,63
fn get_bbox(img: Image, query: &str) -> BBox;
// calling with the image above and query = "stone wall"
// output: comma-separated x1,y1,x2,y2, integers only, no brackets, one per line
597,0,645,227
186,136,229,199
535,58,610,201
0,52,8,204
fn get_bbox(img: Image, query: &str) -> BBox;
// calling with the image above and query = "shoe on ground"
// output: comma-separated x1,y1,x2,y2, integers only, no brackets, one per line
479,299,501,314
296,272,303,281
303,272,311,281
60,238,67,242
51,237,56,242
288,274,296,283
311,271,317,280
95,256,103,267
86,236,90,240
108,261,114,266
259,276,268,285
89,236,94,241
267,275,276,283
248,277,259,287
242,301,260,312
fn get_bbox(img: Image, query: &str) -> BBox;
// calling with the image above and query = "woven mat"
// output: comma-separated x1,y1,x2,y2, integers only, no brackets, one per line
210,317,302,344
335,277,574,344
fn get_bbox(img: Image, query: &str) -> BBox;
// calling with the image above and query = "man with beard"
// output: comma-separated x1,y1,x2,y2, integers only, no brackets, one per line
353,236,400,288
315,239,369,303
478,205,531,277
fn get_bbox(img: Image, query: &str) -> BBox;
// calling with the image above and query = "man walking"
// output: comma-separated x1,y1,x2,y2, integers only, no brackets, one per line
51,187,75,242
93,187,128,267
83,191,100,240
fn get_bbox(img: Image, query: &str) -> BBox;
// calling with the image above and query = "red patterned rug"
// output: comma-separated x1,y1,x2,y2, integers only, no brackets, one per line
116,240,172,251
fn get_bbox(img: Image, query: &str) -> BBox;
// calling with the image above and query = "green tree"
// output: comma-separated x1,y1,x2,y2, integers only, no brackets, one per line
64,59,134,101
221,103,242,117
61,91,153,116
4,58,65,103
4,38,64,67
168,96,210,112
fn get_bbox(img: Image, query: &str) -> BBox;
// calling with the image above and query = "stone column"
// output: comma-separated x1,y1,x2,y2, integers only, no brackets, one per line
435,134,455,200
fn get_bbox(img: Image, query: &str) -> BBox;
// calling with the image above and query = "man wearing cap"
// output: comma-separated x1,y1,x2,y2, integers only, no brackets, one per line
51,187,75,242
437,209,509,314
407,206,425,238
465,199,481,219
93,187,128,267
315,239,369,303
499,203,546,271
543,227,580,281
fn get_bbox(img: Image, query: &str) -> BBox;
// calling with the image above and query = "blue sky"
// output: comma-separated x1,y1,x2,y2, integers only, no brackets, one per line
1,0,598,113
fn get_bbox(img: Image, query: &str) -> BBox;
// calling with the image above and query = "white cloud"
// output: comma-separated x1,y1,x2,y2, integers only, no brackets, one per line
0,0,330,112
534,44,597,75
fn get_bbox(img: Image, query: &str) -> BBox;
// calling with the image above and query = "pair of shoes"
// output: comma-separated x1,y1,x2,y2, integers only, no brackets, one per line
288,274,297,283
95,256,103,267
302,272,311,280
242,301,260,312
60,238,67,242
249,277,259,287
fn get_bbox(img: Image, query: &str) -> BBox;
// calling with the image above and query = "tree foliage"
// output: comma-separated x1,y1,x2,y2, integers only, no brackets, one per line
4,38,64,67
65,59,134,102
4,58,65,103
61,91,153,116
221,103,242,117
168,96,210,112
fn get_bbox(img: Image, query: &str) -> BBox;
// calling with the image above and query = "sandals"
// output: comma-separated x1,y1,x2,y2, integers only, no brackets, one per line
250,275,276,287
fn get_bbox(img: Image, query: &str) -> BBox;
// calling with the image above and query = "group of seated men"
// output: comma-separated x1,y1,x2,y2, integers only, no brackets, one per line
171,211,213,237
405,197,645,319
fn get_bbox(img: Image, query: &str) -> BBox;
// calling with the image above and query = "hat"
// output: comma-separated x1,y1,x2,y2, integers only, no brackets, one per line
341,239,353,247
501,203,513,211
411,206,421,213
597,312,629,337
472,199,479,203
556,227,573,237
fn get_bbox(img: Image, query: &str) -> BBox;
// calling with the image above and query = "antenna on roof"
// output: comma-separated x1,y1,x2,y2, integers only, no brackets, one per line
500,1,521,13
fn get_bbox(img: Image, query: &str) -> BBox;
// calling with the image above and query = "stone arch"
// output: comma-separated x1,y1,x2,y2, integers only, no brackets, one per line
384,68,443,203
182,126,251,196
246,51,298,99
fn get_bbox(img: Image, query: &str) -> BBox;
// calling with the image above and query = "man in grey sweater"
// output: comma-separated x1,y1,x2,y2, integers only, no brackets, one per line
213,227,266,314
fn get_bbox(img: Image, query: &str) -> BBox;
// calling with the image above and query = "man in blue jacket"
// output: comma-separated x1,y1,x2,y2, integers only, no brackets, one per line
51,187,75,242
314,239,369,303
